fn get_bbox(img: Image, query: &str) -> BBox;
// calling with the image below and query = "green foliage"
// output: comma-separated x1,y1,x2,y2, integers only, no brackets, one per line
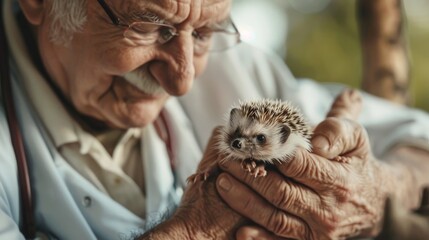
285,1,429,112
408,25,429,112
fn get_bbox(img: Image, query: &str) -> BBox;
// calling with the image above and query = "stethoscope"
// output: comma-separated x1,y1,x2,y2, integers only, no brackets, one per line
0,5,36,239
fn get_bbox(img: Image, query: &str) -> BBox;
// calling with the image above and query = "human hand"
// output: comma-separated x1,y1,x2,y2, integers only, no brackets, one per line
217,89,387,239
162,127,246,240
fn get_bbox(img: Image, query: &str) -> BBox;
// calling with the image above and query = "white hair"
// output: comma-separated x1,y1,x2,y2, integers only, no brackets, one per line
48,0,87,45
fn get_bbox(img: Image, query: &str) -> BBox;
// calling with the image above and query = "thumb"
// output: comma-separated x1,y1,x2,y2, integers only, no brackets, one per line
311,117,370,160
195,126,224,171
327,88,362,120
312,89,367,159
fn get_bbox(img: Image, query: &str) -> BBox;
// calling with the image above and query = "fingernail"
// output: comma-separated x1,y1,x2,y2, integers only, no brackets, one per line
312,135,330,151
218,176,232,191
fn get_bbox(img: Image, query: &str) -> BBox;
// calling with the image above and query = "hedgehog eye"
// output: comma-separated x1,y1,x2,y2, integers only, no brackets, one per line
256,134,266,144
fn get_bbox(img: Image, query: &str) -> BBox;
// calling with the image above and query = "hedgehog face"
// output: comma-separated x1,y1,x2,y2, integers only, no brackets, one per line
226,122,287,161
218,107,311,162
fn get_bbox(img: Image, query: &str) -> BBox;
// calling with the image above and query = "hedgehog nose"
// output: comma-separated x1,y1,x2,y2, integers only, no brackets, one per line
232,139,242,149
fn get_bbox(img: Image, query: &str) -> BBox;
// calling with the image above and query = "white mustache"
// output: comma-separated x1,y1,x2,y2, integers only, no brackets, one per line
123,66,166,95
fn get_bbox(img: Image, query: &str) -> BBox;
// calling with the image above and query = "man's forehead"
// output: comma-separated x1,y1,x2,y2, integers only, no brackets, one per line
118,0,231,23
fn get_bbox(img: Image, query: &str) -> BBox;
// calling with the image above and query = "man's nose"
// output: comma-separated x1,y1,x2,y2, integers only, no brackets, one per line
149,31,195,96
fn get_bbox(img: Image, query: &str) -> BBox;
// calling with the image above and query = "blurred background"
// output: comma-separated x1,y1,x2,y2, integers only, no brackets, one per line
231,0,429,112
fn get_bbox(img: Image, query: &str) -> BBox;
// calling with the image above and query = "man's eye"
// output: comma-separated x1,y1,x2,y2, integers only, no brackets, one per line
159,27,175,41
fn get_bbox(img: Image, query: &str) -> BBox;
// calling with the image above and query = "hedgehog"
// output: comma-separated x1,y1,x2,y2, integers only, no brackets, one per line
217,99,312,177
188,99,312,183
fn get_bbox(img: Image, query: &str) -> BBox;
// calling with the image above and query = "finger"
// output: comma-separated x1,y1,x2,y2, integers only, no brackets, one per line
203,126,224,158
326,88,362,120
311,117,370,160
197,126,224,170
220,149,348,192
216,164,334,233
220,159,323,210
220,151,346,194
216,173,309,239
279,148,349,186
236,225,286,240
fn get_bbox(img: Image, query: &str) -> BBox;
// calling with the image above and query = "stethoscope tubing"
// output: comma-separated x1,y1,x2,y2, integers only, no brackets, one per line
0,4,36,239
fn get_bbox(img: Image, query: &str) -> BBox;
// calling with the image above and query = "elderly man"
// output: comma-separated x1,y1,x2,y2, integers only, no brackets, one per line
1,0,429,239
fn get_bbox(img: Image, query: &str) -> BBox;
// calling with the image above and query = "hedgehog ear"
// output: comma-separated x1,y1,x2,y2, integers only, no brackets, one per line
280,125,291,143
229,108,241,127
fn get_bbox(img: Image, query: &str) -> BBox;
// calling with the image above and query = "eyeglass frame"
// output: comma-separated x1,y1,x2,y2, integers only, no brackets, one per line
96,0,241,51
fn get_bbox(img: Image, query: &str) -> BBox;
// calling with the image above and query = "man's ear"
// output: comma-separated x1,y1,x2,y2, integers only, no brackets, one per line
18,0,46,25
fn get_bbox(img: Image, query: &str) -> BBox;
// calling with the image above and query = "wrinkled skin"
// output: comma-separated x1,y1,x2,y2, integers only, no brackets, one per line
173,127,246,239
22,0,244,239
162,89,388,240
216,89,389,240
139,127,247,240
139,89,429,240
20,0,230,129
146,87,363,239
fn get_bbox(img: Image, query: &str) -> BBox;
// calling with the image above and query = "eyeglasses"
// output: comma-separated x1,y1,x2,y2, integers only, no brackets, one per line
96,0,241,53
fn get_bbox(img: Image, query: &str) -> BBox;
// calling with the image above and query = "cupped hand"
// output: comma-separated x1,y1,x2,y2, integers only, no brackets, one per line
171,127,247,240
218,89,387,240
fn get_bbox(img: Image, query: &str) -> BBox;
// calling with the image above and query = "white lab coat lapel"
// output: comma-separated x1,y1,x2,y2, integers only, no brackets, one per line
162,98,202,187
139,97,204,217
142,124,175,216
12,75,145,239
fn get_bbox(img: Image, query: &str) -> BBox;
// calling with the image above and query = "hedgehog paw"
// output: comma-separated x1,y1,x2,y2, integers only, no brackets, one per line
241,159,257,173
187,171,211,184
250,164,267,178
333,156,352,163
242,159,267,177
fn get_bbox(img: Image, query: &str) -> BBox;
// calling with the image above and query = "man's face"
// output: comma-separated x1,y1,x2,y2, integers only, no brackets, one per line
35,0,231,129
